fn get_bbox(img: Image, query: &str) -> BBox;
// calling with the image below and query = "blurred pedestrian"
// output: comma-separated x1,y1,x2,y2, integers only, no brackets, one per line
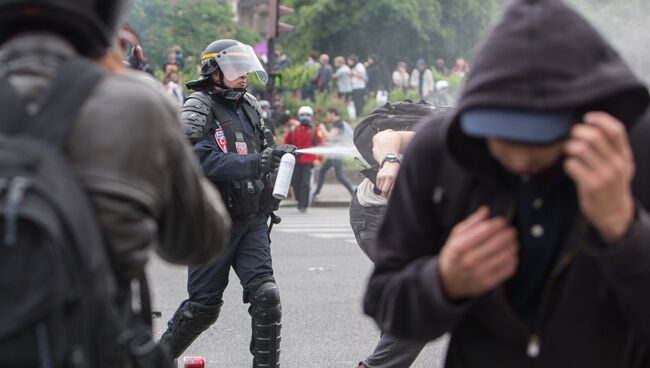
434,80,454,107
284,106,324,212
348,55,367,119
316,53,333,93
302,52,319,101
333,56,353,102
410,58,435,102
164,70,185,107
434,58,449,75
392,61,410,92
162,47,180,76
313,108,355,201
364,1,650,367
365,54,383,96
450,57,469,78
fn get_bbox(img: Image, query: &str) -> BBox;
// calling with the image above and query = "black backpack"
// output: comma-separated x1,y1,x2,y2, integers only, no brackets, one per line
353,100,451,183
0,59,169,367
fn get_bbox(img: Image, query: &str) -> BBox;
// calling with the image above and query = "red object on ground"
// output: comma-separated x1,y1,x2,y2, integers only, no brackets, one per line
183,356,206,368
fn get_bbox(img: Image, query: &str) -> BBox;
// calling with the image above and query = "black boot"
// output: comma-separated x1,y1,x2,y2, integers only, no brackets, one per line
158,300,222,359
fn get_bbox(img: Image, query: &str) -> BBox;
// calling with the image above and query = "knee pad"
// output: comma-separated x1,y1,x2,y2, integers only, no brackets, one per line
249,281,282,324
248,280,281,367
159,300,222,358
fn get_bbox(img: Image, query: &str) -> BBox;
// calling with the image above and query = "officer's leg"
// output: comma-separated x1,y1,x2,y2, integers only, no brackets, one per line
332,158,354,194
232,216,280,367
159,222,246,358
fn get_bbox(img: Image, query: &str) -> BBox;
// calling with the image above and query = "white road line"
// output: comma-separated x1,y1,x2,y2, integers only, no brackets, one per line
278,228,352,233
312,234,358,239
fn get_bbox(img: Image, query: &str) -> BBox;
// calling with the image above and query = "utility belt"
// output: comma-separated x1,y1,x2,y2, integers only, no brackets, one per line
218,178,279,219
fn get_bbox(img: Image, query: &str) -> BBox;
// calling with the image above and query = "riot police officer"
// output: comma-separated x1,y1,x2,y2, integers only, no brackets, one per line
159,39,294,367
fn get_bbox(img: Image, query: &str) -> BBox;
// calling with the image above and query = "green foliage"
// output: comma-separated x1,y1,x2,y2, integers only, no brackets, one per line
280,92,349,123
126,0,259,73
276,64,317,91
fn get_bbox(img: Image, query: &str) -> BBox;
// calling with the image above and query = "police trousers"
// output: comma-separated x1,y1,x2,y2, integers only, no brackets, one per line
187,214,273,305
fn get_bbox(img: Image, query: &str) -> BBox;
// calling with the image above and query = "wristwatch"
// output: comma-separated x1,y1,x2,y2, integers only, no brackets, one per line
380,153,401,168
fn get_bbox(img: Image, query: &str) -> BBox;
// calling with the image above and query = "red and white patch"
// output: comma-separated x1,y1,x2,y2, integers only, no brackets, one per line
214,129,228,152
235,141,248,155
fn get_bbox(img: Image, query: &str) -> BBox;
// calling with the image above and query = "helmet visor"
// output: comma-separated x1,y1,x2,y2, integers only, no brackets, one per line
202,44,268,84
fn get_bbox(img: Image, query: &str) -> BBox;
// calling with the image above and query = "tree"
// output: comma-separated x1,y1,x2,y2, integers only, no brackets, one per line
278,0,500,73
126,0,260,72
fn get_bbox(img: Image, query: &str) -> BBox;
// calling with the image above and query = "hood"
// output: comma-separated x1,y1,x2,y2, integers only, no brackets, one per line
447,0,650,177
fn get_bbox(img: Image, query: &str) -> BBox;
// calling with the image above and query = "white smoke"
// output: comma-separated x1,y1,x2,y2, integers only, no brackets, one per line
568,0,650,84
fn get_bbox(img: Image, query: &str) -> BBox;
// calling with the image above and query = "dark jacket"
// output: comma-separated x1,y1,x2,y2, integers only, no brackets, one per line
363,0,650,367
0,33,230,283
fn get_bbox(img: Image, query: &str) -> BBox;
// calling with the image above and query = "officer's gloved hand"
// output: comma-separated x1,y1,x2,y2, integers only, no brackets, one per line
259,146,284,174
274,144,297,156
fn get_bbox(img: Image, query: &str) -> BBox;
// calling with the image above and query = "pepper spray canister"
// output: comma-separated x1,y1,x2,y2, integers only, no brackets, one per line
272,153,296,200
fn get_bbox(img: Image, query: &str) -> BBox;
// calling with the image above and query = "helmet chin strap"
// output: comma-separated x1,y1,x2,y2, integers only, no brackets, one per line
210,69,247,100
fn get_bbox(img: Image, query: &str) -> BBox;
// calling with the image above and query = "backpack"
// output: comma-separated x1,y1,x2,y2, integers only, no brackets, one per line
353,100,451,184
0,59,169,367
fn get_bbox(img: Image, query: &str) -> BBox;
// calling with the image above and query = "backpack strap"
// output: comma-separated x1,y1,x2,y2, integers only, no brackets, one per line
0,58,104,148
29,58,105,147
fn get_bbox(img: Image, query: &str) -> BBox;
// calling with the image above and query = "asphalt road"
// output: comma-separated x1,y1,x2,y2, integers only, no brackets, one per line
148,207,448,368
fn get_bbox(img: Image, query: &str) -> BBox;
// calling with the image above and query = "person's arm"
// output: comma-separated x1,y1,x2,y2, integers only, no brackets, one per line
193,139,262,182
372,130,415,197
565,111,650,340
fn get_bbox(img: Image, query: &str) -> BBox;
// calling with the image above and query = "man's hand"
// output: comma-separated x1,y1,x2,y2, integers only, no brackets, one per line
438,206,519,301
564,112,636,243
376,162,400,198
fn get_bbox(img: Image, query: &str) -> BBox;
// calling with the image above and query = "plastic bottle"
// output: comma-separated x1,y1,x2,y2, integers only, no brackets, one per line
272,153,296,200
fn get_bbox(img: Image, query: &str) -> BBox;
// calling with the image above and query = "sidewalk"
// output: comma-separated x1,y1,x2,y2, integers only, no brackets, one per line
279,182,353,208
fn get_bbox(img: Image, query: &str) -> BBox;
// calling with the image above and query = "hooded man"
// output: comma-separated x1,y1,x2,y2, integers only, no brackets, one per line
364,0,650,367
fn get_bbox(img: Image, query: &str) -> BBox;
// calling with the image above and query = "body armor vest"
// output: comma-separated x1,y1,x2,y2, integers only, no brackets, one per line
208,95,278,218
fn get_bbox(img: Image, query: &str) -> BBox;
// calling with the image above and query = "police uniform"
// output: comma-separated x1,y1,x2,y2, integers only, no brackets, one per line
160,74,283,367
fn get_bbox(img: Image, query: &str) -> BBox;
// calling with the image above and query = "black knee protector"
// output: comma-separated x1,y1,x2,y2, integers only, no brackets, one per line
248,280,282,368
159,300,222,358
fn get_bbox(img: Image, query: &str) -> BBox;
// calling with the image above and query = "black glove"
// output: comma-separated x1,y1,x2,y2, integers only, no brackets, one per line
275,144,297,156
259,147,284,174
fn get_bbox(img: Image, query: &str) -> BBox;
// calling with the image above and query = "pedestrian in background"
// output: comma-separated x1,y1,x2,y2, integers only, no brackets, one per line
313,108,355,202
365,54,383,96
284,106,324,212
316,53,333,93
392,61,410,92
364,0,650,367
410,58,435,103
333,56,353,102
348,54,367,119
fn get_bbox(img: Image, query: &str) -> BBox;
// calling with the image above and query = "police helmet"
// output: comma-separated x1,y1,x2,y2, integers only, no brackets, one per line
199,39,268,84
0,0,126,58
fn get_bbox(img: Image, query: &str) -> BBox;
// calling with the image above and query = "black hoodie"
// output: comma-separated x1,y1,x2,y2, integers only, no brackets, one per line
364,0,650,367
